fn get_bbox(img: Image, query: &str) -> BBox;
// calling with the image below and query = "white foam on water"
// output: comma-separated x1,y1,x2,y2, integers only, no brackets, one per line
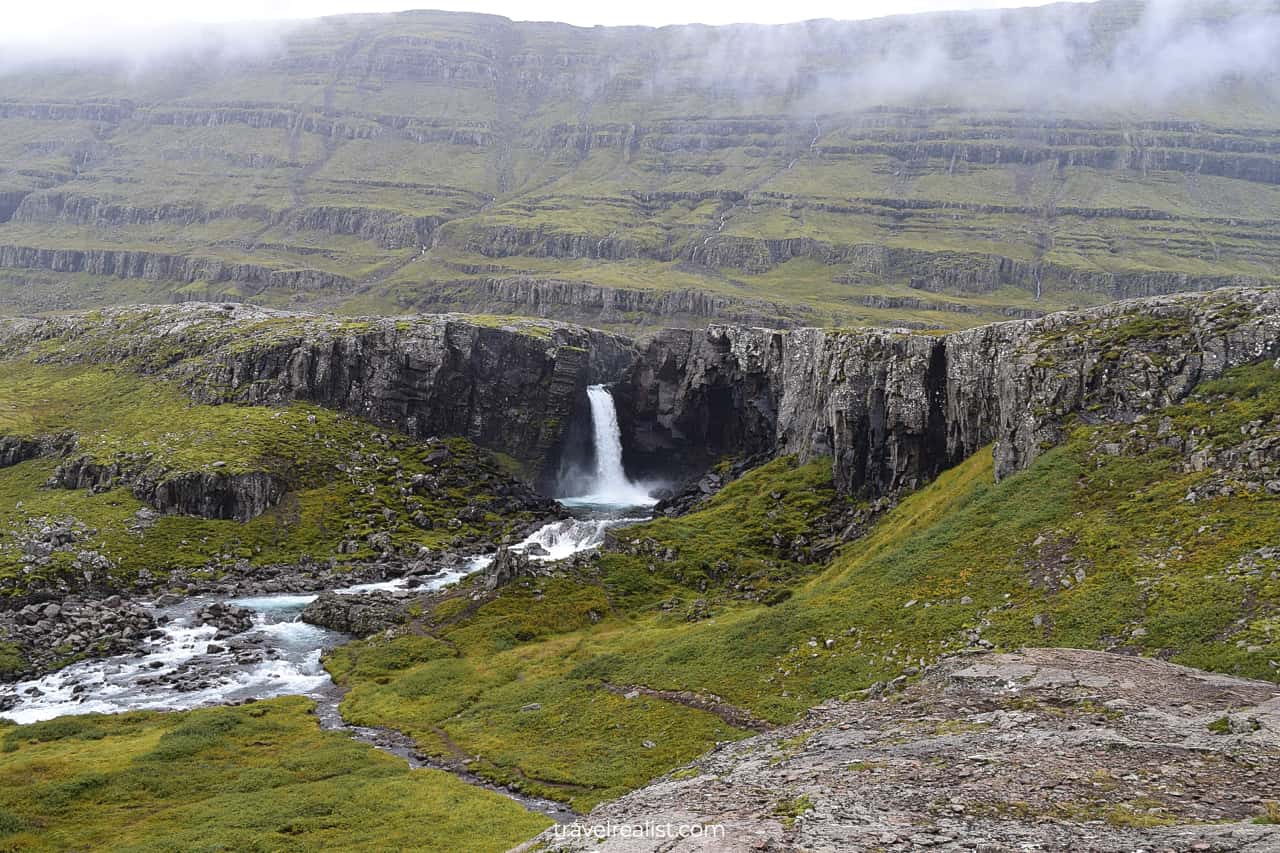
514,516,648,561
228,593,318,610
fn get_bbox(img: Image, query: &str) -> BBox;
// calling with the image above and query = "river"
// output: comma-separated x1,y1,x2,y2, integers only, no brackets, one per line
0,384,656,729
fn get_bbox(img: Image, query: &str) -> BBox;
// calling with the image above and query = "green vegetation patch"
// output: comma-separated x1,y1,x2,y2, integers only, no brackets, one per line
0,697,550,851
0,363,544,596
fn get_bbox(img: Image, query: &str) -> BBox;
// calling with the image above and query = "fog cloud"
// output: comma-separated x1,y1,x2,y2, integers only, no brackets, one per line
662,0,1280,112
0,17,300,78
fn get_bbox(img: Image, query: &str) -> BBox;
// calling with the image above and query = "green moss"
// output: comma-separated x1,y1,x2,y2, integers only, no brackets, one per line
773,794,814,828
0,697,550,851
0,642,23,679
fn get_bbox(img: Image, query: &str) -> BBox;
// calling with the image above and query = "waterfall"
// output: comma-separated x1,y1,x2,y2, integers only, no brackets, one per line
564,385,655,507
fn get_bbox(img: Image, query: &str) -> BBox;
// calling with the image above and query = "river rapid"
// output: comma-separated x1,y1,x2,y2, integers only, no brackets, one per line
1,385,656,727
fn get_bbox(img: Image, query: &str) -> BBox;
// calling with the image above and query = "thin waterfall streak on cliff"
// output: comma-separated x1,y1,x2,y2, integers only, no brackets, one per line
565,385,656,508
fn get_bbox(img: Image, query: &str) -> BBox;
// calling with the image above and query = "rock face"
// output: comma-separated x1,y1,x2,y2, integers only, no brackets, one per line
402,278,813,329
4,291,1277,505
48,456,286,522
301,591,407,636
481,547,535,591
0,244,356,294
531,648,1280,852
0,436,46,469
0,303,637,484
617,287,1280,497
0,433,75,469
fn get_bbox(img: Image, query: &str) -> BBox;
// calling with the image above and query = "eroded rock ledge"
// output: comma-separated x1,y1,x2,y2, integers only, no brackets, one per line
2,290,1277,505
529,648,1280,852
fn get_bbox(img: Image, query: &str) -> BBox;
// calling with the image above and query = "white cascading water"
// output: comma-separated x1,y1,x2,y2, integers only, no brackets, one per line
562,384,655,508
0,386,654,724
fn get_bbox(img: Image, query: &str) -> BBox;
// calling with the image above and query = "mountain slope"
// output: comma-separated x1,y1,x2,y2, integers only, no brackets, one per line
2,1,1280,328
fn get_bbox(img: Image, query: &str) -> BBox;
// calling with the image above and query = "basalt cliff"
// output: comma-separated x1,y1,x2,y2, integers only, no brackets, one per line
4,287,1278,508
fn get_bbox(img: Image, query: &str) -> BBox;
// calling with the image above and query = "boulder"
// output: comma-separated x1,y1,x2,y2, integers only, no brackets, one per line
481,547,535,591
300,591,407,636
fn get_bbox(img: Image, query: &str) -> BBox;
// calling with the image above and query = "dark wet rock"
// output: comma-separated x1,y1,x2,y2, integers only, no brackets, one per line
617,288,1280,498
0,304,637,487
47,455,286,522
0,595,157,682
481,547,536,591
300,591,407,636
194,602,254,636
0,432,75,468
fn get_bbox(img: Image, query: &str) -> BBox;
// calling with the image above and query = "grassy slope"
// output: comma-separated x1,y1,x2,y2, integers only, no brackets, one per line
0,361,1272,846
0,697,550,851
0,362,544,598
326,457,838,809
329,360,1280,810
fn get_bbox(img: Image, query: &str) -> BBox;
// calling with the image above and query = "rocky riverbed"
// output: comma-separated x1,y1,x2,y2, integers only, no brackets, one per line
0,501,649,724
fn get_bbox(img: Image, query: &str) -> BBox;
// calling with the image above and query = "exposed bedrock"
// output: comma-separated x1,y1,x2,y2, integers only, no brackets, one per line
10,191,440,251
47,456,286,522
442,224,1275,298
0,244,355,293
0,303,638,485
5,292,1277,505
616,287,1280,497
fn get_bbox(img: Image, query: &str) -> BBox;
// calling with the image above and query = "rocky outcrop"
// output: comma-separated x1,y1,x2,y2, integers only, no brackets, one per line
0,244,354,294
530,648,1280,852
406,277,813,329
0,303,637,483
1,436,48,468
194,601,255,638
137,470,284,522
618,287,1280,497
481,547,535,591
10,193,439,251
301,591,407,635
0,191,28,224
48,455,286,522
0,433,75,469
278,206,438,250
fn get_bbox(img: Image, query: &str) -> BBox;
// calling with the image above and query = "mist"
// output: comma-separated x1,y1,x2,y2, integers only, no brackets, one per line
658,0,1280,113
0,17,301,79
0,0,1276,114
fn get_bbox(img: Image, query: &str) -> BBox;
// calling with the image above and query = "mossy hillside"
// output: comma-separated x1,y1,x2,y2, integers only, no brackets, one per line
329,362,1280,810
0,697,551,852
326,457,840,810
4,9,1280,325
380,250,1091,332
0,363,546,595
